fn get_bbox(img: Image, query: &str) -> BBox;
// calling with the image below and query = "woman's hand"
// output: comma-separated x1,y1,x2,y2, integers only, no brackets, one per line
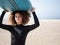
31,8,35,12
28,8,35,13
3,10,9,12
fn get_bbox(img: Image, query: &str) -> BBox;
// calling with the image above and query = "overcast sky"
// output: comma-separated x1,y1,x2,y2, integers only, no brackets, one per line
0,0,60,19
30,0,60,19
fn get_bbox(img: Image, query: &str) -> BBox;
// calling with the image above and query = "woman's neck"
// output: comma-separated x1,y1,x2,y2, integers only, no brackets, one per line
16,23,23,25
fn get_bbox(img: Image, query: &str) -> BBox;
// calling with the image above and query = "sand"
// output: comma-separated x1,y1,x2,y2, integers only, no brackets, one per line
0,19,60,45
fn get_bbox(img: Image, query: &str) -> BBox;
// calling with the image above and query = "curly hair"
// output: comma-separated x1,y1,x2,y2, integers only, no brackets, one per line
8,11,30,25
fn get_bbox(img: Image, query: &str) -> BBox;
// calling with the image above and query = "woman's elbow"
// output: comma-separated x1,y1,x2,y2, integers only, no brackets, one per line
36,23,40,27
37,23,40,27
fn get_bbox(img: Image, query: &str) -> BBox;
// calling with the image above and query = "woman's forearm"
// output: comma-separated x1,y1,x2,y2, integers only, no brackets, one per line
32,12,40,26
0,11,6,24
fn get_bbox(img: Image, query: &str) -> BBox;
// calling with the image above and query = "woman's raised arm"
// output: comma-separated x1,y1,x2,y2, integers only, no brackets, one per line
0,11,13,32
25,11,40,31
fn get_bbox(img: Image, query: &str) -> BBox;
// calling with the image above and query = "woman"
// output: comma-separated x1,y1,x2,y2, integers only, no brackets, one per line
0,9,40,45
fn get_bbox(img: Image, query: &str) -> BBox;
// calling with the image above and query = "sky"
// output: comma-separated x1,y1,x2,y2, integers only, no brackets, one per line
30,0,60,19
0,0,60,19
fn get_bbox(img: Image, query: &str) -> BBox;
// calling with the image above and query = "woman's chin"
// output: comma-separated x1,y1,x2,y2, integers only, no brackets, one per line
16,22,22,25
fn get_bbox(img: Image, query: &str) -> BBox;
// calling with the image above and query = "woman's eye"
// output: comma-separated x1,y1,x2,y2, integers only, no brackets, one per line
15,16,18,18
15,16,21,18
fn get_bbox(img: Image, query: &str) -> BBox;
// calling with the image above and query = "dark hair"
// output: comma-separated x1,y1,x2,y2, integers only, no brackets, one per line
9,11,30,25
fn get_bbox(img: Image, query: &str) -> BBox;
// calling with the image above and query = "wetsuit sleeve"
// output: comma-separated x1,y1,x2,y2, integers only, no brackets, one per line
25,12,40,31
0,11,13,31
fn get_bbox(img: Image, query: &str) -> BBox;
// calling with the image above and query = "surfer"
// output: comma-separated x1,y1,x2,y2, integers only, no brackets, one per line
0,8,40,45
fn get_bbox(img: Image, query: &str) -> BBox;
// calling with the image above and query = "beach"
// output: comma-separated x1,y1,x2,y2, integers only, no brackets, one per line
0,19,60,45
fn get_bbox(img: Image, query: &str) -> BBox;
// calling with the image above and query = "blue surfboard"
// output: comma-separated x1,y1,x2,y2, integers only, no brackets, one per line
0,0,32,11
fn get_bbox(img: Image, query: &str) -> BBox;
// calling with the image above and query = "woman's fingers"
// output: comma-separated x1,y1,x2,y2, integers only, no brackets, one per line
27,8,35,13
4,10,9,12
31,8,35,12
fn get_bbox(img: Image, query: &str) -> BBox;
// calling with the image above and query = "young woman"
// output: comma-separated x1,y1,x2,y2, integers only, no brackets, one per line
0,9,40,45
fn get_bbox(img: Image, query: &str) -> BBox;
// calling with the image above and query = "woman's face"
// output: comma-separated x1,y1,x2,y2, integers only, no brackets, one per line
15,13,22,25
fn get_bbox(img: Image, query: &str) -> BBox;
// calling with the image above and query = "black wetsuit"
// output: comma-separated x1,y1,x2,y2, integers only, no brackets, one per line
0,11,40,45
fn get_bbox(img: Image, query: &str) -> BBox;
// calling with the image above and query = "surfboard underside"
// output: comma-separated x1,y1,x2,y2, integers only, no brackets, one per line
0,0,32,11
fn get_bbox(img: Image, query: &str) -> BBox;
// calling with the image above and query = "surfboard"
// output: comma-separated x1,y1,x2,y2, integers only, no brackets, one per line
0,0,32,11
